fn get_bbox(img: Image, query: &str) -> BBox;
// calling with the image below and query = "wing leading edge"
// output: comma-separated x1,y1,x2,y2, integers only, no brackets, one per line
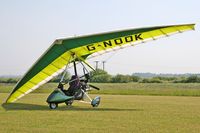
6,23,195,103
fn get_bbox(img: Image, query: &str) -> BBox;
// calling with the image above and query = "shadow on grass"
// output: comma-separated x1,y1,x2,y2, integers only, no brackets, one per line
2,103,142,112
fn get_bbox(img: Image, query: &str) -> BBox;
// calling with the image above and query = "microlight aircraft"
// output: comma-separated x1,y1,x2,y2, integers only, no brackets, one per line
6,24,195,109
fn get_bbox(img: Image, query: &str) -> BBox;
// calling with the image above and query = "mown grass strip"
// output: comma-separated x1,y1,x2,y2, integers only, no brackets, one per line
1,83,200,96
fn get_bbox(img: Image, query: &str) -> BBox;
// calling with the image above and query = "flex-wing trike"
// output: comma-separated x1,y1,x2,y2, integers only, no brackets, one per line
46,60,101,109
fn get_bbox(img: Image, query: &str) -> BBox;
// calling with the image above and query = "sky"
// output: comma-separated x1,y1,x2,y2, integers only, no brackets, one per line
0,0,200,76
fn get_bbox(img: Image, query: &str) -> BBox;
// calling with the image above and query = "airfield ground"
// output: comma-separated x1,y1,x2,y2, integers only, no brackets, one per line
1,83,200,132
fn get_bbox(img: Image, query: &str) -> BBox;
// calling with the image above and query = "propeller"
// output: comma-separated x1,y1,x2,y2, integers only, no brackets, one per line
88,84,100,90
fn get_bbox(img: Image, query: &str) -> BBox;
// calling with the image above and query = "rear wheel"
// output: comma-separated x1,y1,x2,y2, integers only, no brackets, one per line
65,99,74,106
49,103,58,109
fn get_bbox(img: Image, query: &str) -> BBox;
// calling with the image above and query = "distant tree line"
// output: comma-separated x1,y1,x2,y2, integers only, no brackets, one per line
89,69,140,83
89,69,200,83
1,69,200,83
133,72,200,78
0,77,20,83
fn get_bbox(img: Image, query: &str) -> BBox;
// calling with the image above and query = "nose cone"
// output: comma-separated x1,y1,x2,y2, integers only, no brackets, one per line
47,89,73,103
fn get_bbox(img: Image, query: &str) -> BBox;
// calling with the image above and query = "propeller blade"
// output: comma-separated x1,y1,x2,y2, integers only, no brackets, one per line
89,84,100,90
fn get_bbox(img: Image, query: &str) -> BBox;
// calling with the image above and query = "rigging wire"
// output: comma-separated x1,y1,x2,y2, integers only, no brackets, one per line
59,55,72,83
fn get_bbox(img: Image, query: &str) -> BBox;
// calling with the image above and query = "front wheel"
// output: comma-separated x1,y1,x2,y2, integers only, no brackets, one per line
91,96,101,107
49,103,58,109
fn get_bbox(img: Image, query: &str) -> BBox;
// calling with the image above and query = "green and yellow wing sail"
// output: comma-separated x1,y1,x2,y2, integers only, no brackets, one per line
6,23,195,103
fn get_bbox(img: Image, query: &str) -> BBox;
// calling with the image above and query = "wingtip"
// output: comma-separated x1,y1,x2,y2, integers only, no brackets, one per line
190,23,196,30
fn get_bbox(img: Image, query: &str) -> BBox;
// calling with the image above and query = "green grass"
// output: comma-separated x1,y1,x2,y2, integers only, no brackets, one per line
1,93,200,133
1,83,200,132
1,83,200,96
91,83,200,96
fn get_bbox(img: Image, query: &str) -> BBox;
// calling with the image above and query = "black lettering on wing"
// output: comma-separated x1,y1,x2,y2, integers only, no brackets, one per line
86,44,96,51
103,41,112,47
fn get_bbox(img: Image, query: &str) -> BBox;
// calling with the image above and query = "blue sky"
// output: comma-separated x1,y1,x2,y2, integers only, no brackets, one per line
0,0,200,75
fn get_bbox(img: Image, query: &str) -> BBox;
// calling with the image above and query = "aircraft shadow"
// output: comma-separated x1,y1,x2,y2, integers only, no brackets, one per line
2,103,142,112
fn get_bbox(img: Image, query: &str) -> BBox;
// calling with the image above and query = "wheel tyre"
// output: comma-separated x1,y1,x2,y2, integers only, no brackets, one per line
65,99,73,106
49,103,58,109
92,104,98,107
65,102,71,106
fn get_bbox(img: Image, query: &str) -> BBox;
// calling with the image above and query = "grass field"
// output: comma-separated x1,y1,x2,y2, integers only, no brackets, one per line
1,93,200,133
1,83,200,96
1,83,200,132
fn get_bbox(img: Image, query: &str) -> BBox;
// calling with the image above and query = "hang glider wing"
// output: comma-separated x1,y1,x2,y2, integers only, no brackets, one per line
6,23,195,103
